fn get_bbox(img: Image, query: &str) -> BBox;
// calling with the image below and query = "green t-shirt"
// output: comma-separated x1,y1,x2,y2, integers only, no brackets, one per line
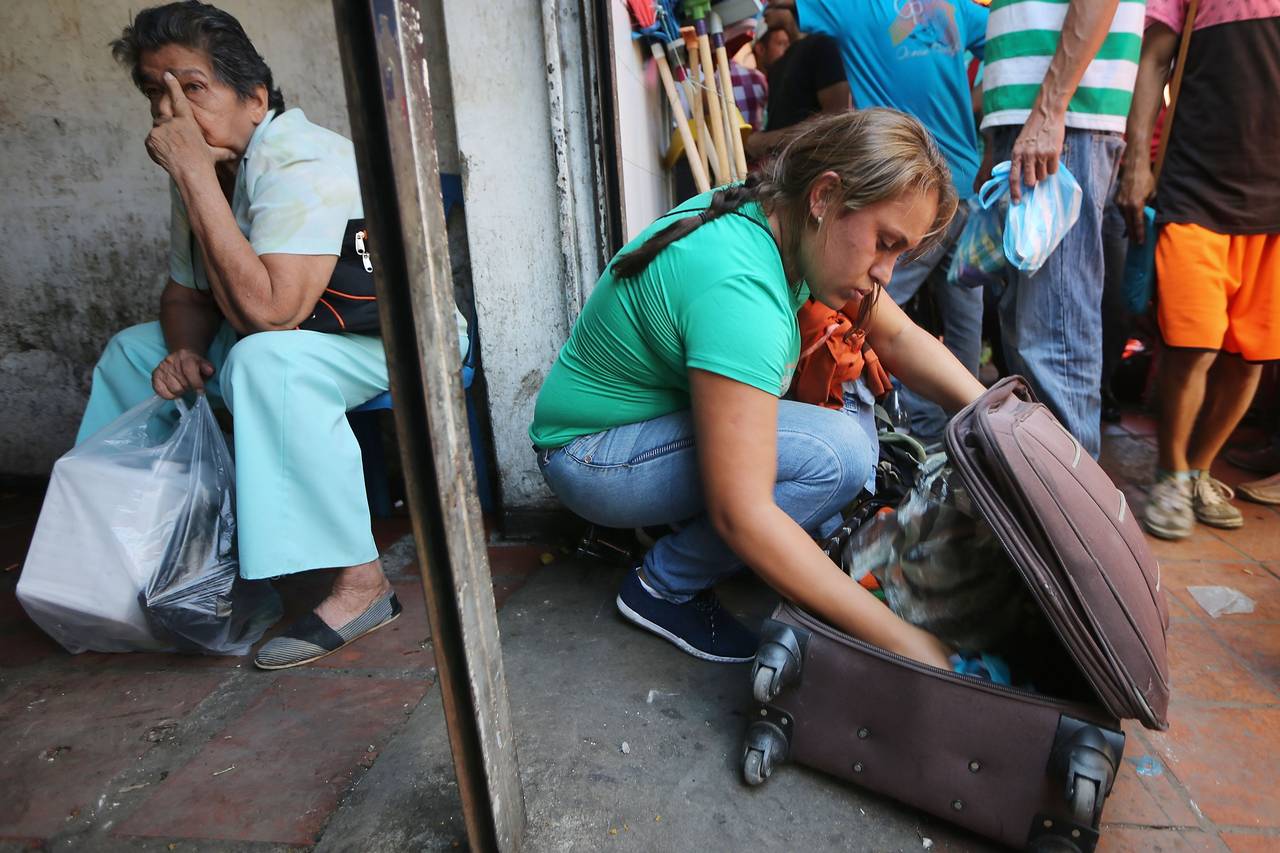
981,0,1145,134
530,193,806,449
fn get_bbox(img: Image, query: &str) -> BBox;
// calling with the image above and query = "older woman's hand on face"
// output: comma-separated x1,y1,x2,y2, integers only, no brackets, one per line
146,72,236,179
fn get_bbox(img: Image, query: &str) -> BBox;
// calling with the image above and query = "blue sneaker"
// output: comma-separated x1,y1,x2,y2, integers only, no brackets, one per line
615,568,757,663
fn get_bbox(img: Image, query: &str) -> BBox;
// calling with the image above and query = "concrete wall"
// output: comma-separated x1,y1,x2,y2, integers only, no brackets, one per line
441,1,571,511
0,0,363,475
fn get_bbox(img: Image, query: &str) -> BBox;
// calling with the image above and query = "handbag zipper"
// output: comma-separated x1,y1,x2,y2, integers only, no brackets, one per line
355,230,373,273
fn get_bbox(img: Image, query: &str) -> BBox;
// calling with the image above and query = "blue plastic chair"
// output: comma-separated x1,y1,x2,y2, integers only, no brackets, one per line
348,362,492,518
346,172,494,518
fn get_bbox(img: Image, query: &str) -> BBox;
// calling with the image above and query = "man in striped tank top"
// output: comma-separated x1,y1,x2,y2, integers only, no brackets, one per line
979,0,1141,459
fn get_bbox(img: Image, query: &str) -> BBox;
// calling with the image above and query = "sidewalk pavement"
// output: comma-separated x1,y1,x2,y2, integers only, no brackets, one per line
1,409,1277,851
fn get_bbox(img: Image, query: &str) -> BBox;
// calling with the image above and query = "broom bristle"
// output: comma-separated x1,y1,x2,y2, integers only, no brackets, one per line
625,0,658,29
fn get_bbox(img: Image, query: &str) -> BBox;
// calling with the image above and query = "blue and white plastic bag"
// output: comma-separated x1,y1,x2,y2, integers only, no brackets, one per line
979,160,1083,273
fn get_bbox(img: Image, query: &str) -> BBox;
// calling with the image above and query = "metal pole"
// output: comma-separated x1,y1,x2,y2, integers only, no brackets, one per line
330,1,526,849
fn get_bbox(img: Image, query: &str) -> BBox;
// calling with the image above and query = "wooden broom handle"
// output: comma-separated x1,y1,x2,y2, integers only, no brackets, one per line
652,44,711,193
696,26,732,184
714,45,749,177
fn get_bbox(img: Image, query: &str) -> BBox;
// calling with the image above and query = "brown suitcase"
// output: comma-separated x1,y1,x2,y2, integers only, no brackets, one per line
741,377,1170,851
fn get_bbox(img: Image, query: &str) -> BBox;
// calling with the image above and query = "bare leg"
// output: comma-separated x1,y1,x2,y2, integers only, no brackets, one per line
1156,348,1219,472
314,558,392,628
1186,352,1263,471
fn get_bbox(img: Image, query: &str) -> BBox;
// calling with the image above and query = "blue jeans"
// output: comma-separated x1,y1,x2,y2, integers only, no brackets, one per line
537,401,876,602
1100,196,1130,394
887,205,982,443
989,127,1125,458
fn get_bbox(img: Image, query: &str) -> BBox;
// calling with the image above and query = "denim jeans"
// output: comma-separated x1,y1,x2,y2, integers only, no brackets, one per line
537,400,876,602
989,127,1125,458
1100,197,1131,395
886,205,982,443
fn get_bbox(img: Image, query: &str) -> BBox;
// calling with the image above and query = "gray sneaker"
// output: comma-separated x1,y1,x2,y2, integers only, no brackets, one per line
1192,473,1244,529
1143,476,1194,540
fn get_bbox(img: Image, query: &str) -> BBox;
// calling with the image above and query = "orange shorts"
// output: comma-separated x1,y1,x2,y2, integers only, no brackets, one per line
1156,223,1280,361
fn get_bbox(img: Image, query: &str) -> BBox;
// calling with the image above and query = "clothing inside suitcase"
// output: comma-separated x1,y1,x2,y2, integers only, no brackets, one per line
832,452,1099,707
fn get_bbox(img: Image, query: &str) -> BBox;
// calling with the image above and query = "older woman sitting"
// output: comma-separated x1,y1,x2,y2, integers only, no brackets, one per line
79,0,395,668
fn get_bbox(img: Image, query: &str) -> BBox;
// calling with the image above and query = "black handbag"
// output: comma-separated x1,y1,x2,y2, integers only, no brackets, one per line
299,219,380,334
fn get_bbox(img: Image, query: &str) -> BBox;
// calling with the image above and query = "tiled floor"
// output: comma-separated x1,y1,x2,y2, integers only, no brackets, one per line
1,408,1278,850
1094,413,1280,852
0,503,548,850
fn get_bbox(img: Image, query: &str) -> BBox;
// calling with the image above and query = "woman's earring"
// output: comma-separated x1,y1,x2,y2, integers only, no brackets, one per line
816,215,823,226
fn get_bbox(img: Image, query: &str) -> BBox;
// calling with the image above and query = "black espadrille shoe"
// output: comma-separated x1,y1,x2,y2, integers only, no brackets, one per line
253,592,402,670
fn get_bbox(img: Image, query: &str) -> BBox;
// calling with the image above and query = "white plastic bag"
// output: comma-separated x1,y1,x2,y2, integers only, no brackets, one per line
17,395,280,654
978,160,1083,273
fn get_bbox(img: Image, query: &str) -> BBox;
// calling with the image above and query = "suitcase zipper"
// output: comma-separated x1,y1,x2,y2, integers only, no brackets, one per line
949,388,1166,728
955,419,1131,716
784,604,1108,714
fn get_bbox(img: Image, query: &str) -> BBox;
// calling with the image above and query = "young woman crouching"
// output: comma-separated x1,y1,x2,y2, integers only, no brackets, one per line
530,109,984,670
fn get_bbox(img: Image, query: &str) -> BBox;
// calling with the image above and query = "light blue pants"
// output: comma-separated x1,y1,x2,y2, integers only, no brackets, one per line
988,127,1126,459
77,322,389,580
536,401,876,602
886,205,982,444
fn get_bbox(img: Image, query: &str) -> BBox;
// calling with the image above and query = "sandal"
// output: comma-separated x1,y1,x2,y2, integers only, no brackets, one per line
253,592,402,670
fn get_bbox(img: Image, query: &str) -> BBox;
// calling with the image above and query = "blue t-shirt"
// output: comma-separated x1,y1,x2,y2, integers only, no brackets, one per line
797,0,988,198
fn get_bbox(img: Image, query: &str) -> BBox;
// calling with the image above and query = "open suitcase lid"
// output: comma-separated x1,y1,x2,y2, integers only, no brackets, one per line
946,377,1171,730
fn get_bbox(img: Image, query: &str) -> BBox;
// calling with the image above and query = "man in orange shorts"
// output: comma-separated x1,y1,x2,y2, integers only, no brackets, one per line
1117,0,1280,539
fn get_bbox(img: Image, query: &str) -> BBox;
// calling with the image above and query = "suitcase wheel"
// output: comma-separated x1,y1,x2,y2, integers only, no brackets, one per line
1070,778,1099,830
742,720,788,787
751,620,807,703
752,663,781,705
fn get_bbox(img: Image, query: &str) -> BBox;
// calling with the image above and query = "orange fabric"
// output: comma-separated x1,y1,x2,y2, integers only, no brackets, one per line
1156,223,1280,361
791,299,892,409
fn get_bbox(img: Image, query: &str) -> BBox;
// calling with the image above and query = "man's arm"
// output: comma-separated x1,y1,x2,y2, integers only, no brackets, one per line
745,83,851,161
1008,0,1121,202
1114,23,1177,243
816,80,853,113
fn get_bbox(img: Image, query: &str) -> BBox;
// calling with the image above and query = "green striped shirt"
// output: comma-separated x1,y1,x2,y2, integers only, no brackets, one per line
981,0,1145,132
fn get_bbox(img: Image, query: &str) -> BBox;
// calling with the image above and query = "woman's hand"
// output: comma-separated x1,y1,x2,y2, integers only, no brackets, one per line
145,72,236,179
151,348,215,400
894,624,955,671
